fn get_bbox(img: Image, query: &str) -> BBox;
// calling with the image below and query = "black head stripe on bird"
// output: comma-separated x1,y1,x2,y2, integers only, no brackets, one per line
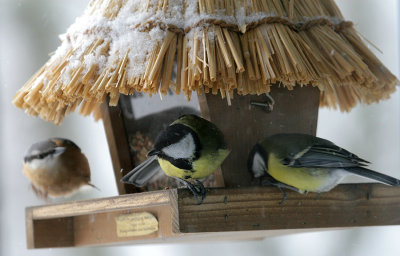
248,133,400,202
121,114,230,204
24,139,66,163
24,139,57,162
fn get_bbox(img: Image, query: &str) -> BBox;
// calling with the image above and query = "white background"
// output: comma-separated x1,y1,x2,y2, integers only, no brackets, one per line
1,0,399,255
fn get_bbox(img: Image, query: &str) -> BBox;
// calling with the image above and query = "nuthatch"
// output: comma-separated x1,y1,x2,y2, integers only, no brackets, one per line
23,138,96,198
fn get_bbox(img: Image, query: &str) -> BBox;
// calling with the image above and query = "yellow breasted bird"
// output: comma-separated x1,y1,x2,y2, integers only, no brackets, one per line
23,138,96,198
248,133,400,202
121,114,230,202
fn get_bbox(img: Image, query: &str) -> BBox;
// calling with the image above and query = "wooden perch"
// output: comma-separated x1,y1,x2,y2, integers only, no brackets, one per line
179,183,400,233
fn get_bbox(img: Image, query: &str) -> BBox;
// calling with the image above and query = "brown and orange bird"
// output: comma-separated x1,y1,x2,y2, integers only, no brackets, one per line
23,138,96,198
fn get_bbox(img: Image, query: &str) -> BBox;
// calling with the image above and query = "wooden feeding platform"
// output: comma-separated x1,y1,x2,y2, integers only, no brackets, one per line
26,183,400,248
25,91,400,248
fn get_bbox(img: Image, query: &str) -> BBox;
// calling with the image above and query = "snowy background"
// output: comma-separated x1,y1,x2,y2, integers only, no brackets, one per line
1,0,399,255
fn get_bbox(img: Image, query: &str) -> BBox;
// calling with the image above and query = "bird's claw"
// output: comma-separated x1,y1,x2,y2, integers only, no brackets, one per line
278,187,287,205
195,180,206,202
260,177,287,204
179,179,206,204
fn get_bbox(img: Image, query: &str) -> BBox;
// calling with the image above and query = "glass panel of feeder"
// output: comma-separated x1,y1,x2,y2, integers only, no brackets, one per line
119,91,219,191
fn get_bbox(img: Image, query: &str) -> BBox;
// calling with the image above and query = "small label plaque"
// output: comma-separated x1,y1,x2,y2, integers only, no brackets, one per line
115,212,158,237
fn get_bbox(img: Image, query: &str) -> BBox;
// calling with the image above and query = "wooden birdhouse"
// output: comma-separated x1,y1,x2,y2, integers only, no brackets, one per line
15,0,400,249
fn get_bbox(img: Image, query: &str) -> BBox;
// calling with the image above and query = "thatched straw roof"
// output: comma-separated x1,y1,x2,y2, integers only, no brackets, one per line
13,0,398,124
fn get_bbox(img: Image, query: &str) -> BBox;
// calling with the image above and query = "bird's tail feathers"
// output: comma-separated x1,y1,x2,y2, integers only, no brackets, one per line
121,155,161,187
87,182,101,191
346,167,400,186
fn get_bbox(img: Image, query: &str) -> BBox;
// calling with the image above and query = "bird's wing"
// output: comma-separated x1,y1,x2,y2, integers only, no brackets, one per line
282,142,370,168
120,155,162,187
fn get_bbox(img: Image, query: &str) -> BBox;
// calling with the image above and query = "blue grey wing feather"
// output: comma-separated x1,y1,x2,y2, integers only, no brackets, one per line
276,135,400,186
121,155,162,187
284,144,369,168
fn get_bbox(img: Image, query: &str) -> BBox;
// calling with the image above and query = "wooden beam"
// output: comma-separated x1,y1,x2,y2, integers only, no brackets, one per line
100,99,137,194
29,191,175,220
179,183,400,232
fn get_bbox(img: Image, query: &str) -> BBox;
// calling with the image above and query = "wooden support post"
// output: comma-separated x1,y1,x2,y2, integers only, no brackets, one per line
100,99,137,194
198,86,320,187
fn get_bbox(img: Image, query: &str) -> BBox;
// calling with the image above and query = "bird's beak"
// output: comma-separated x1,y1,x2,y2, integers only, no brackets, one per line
147,149,160,157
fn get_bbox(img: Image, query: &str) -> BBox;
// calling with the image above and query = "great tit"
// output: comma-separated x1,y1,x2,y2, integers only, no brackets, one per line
248,133,400,202
23,138,97,199
121,114,230,202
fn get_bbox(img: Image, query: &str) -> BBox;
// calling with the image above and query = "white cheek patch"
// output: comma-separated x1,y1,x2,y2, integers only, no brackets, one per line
162,133,196,159
30,149,41,155
27,156,60,171
252,152,267,178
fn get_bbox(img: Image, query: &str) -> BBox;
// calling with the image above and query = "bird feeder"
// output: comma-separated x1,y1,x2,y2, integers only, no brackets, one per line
16,0,400,249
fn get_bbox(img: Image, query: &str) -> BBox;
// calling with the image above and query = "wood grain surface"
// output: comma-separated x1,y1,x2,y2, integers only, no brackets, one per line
178,183,400,232
101,99,137,194
198,86,320,187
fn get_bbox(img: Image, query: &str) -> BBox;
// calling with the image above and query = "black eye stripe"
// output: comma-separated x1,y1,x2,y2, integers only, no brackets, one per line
24,149,56,163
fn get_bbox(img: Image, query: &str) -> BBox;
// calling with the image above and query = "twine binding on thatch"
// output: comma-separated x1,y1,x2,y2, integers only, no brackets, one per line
183,16,354,33
13,0,398,124
136,16,354,34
